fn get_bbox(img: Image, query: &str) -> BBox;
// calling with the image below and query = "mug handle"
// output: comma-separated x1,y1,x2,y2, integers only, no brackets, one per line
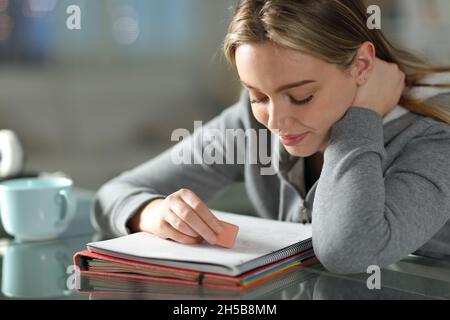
55,189,76,228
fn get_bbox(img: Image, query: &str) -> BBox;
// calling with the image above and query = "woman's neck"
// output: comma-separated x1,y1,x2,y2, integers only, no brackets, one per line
305,152,324,191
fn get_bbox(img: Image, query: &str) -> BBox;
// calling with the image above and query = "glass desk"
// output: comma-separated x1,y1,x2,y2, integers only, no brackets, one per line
1,190,450,300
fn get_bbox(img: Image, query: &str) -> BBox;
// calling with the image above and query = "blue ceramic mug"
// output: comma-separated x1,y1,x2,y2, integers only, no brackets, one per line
0,177,75,242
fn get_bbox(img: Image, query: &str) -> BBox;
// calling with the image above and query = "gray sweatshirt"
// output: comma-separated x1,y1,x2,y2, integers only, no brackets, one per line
93,89,450,275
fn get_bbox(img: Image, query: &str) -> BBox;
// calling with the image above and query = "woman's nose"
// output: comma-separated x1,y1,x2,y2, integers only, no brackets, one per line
267,101,291,131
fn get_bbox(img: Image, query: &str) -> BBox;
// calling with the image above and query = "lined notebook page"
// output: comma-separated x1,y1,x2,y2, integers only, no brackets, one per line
87,210,312,276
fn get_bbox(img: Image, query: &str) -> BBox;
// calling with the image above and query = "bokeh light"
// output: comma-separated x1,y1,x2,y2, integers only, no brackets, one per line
110,5,140,46
23,0,57,17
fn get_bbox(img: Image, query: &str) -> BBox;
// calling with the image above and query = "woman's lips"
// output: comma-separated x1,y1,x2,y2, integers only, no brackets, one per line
279,132,309,146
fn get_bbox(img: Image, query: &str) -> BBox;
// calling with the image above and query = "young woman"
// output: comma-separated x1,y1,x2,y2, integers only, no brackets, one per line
93,0,450,274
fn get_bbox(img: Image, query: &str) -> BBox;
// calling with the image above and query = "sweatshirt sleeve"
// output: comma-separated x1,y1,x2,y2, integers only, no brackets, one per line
92,92,248,237
312,106,450,274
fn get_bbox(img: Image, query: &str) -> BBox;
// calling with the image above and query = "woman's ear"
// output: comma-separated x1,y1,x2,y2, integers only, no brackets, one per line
351,42,376,86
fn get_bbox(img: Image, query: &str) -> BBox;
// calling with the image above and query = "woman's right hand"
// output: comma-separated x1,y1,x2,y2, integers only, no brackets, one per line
352,58,406,118
129,188,224,245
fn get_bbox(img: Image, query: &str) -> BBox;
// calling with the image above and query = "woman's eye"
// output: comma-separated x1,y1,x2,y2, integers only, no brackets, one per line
291,95,314,106
250,97,269,105
250,95,314,106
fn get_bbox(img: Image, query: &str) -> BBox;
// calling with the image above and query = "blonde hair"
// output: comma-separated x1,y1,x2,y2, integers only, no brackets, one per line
223,0,450,124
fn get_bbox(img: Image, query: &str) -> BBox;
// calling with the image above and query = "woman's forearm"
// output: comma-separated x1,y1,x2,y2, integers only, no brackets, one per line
92,92,249,237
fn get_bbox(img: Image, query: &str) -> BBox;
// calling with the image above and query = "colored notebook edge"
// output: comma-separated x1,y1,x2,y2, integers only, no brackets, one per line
73,248,317,291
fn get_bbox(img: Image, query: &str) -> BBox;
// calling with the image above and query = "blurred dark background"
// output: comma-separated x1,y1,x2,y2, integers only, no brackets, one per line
0,0,449,213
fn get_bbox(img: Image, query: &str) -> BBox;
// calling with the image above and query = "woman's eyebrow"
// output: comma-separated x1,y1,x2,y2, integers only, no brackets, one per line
240,79,316,93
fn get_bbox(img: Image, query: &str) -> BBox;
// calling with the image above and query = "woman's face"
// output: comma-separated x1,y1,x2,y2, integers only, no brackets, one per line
235,42,359,157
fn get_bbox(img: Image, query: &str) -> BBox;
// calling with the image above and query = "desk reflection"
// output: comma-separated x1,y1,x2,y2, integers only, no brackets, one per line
76,264,321,300
1,234,93,299
312,274,434,300
75,261,450,300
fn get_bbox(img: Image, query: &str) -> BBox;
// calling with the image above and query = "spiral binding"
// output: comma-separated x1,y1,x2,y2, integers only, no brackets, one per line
237,239,313,274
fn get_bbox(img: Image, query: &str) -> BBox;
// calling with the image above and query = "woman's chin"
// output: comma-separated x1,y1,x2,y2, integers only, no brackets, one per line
284,145,317,158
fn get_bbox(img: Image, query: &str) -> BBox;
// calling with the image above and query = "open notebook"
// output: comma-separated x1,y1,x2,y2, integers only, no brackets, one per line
82,211,313,277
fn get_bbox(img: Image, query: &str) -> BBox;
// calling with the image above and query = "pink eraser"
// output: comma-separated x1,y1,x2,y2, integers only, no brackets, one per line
215,220,239,249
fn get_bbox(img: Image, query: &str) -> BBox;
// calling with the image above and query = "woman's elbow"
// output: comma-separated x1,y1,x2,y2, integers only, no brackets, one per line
312,237,374,275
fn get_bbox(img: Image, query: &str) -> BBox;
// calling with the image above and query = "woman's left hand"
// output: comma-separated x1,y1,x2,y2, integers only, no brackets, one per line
352,58,406,118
